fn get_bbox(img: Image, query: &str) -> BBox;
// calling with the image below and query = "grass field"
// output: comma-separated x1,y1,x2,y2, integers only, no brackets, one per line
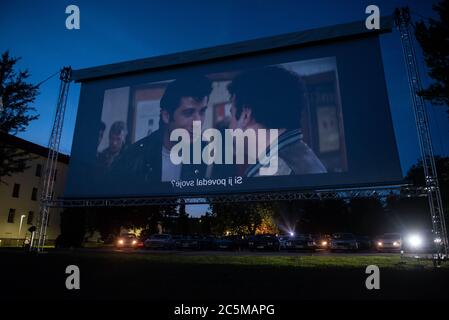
53,250,447,270
1,249,448,300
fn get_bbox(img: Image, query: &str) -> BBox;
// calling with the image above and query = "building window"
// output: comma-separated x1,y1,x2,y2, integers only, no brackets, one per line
31,188,38,201
12,183,20,198
27,211,34,225
36,164,42,177
7,208,15,223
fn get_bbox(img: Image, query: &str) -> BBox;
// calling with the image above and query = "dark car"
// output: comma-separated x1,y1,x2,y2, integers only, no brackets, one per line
214,236,238,250
199,235,216,250
177,235,202,250
115,233,140,249
355,236,373,251
313,234,332,250
330,233,359,252
402,230,442,254
171,235,183,248
248,235,280,251
285,234,316,251
144,234,174,249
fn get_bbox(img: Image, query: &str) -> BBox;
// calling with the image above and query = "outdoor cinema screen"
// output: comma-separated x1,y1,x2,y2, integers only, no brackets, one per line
65,30,402,198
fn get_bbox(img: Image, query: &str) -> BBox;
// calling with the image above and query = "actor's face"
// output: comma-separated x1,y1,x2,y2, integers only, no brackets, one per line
163,96,208,140
109,131,125,153
229,97,252,131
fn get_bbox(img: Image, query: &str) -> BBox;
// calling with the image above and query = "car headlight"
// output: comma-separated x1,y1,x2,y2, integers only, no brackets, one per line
393,241,399,246
118,239,124,245
132,240,137,245
408,234,423,248
377,242,383,246
321,241,327,246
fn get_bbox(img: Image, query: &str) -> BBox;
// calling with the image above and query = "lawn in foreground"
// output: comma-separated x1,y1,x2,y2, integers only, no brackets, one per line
56,250,447,270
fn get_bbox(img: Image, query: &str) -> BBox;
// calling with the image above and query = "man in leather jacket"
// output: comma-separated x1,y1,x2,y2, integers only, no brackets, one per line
111,76,212,186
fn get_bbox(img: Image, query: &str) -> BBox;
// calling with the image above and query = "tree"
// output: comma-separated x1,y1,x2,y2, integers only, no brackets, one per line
415,0,449,118
0,51,39,183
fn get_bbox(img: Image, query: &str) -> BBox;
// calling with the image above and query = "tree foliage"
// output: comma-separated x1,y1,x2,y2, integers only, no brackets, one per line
415,0,449,118
0,51,39,183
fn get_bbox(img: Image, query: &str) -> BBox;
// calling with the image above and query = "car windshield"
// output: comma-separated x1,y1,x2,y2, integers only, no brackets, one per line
122,234,136,239
383,234,401,239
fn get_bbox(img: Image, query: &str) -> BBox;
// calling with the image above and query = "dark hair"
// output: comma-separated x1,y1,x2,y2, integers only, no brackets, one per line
227,66,306,129
109,121,126,136
160,75,212,115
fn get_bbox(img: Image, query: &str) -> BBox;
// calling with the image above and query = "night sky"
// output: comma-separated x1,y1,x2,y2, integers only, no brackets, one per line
1,1,448,210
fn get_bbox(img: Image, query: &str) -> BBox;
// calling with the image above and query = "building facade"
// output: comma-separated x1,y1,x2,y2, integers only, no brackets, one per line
0,133,69,246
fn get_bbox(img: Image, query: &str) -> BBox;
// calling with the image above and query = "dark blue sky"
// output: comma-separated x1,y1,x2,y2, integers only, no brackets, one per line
1,0,448,177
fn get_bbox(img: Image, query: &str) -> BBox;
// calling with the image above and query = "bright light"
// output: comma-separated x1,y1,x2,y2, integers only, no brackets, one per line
377,242,383,247
118,239,124,245
408,234,423,248
289,232,294,237
434,238,442,244
132,240,137,245
321,241,327,246
393,241,399,246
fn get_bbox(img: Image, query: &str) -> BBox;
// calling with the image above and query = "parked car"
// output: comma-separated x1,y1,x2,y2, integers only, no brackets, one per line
177,235,202,250
375,233,402,252
285,234,316,251
355,235,373,250
278,235,292,250
402,230,441,254
214,236,238,250
171,235,183,249
144,234,174,249
115,233,140,249
330,233,359,252
313,234,331,250
199,235,216,250
248,235,280,251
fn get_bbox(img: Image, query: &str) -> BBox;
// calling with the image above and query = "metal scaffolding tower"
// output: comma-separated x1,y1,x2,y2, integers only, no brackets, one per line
394,7,448,256
34,67,72,252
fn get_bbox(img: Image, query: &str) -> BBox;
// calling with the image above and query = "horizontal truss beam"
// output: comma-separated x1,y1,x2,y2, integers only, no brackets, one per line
45,185,425,208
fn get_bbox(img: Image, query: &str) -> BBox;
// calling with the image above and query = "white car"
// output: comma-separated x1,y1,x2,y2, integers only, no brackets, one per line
375,233,402,252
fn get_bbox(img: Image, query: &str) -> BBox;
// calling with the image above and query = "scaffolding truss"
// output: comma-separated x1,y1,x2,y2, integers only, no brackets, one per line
394,7,448,255
34,67,72,252
43,184,421,208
